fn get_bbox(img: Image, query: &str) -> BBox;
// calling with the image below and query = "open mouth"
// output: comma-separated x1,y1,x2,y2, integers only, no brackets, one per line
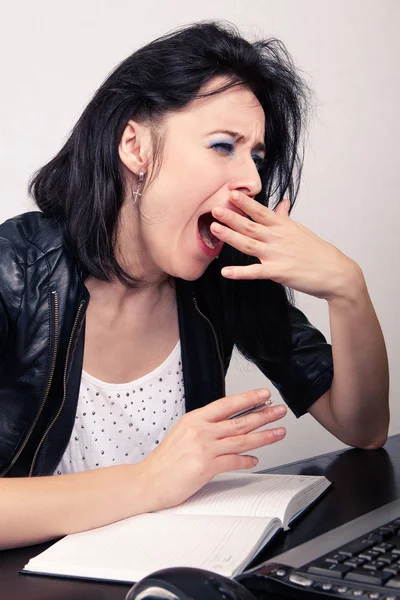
197,212,222,250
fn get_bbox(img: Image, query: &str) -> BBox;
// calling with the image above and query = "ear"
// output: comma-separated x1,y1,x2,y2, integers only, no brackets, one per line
118,120,152,175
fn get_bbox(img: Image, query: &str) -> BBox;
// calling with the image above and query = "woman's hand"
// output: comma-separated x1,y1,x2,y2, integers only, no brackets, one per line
211,191,362,301
138,389,287,510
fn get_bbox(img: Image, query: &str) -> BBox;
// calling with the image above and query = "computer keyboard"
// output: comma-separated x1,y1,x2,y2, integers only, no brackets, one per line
305,518,400,587
237,499,400,600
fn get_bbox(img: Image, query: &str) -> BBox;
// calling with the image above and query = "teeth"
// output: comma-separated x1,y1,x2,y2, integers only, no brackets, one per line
200,224,216,249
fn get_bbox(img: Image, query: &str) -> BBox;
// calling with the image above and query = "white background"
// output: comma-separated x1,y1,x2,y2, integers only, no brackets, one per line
0,0,399,469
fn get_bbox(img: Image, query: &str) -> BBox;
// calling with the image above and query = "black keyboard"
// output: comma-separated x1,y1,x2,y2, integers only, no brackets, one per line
237,500,400,600
304,517,400,589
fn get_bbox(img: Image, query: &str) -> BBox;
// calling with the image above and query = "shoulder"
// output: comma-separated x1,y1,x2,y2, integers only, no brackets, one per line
0,211,64,264
0,211,75,315
0,212,62,346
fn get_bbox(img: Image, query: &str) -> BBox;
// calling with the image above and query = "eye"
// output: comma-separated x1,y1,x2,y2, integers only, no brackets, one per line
209,142,265,172
210,142,235,155
252,155,266,172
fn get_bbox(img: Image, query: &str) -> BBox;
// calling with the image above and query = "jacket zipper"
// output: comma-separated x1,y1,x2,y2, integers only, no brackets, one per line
192,294,226,398
28,300,86,477
0,290,59,478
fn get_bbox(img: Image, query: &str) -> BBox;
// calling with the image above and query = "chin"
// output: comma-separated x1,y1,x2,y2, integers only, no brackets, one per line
172,261,211,282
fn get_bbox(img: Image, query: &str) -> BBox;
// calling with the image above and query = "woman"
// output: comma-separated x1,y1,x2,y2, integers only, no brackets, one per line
0,21,389,549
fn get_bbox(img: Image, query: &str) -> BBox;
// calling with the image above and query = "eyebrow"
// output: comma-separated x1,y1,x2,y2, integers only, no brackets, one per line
206,129,266,154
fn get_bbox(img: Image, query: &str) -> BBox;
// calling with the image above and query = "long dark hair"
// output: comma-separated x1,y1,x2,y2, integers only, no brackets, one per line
29,20,311,361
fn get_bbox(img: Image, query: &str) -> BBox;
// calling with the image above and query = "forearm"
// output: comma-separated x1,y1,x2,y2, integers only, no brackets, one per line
326,262,389,447
0,389,287,551
0,462,154,550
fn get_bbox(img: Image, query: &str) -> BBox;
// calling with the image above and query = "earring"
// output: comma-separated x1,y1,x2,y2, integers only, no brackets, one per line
133,171,145,205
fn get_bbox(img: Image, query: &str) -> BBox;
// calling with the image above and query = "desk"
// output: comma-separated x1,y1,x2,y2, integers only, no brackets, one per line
1,435,400,600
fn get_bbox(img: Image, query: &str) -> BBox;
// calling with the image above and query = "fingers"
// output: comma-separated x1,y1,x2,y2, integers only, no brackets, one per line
212,207,266,242
229,191,273,225
215,404,287,456
274,198,291,217
210,193,291,259
220,263,279,281
230,191,282,224
204,389,272,423
213,454,259,473
218,404,287,439
218,425,286,456
210,220,264,258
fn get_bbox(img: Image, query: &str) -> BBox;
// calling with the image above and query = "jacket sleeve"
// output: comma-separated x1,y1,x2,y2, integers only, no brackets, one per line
253,303,334,418
0,237,25,355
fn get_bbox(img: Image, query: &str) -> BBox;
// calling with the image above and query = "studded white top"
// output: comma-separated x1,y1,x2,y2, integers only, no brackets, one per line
53,341,185,475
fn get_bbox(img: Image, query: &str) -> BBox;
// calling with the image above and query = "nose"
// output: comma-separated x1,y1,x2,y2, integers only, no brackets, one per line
228,161,263,200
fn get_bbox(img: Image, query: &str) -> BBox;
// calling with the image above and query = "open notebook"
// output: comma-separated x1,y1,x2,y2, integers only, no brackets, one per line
22,472,331,582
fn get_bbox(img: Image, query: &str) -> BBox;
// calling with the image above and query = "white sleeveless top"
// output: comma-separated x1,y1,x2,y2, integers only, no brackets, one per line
54,341,185,475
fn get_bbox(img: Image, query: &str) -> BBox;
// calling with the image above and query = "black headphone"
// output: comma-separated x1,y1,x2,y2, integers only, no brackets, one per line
125,567,258,600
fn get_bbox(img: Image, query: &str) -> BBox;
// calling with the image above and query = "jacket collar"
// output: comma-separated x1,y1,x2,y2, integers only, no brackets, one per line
175,278,226,411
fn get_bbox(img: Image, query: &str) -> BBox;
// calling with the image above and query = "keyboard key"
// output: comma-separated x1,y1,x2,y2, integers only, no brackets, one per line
326,553,346,564
365,534,385,544
321,583,333,591
339,539,376,556
288,573,313,587
308,563,350,578
364,560,393,570
386,577,400,589
332,586,349,594
383,567,400,576
362,560,381,571
344,558,367,568
379,553,398,564
359,550,382,561
380,526,400,536
373,544,395,554
345,569,392,585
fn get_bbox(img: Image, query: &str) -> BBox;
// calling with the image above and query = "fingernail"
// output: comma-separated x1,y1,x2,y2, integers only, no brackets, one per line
273,428,286,437
211,223,223,233
252,457,259,466
275,405,287,416
258,390,270,400
213,207,225,218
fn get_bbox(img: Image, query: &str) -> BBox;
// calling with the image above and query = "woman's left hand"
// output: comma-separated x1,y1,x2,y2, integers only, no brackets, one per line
211,190,361,301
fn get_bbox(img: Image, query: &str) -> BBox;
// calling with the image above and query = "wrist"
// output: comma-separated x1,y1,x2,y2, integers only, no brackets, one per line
326,259,367,306
123,462,161,515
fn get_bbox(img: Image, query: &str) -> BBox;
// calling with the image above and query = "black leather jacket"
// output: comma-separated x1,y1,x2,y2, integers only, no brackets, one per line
0,212,333,478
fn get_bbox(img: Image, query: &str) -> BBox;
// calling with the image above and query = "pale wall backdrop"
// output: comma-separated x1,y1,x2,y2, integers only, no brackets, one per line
1,0,399,470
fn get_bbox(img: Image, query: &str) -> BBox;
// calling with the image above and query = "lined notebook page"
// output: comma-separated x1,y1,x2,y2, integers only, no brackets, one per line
161,472,328,524
24,513,280,581
286,478,331,526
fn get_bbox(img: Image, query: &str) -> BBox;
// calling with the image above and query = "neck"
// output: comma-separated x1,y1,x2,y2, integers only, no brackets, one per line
112,197,167,286
84,274,175,313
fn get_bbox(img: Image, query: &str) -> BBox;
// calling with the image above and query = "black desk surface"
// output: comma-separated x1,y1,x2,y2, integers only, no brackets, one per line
1,435,400,600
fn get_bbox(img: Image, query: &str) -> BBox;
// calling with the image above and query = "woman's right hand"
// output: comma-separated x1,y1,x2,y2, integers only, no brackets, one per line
137,388,287,511
0,389,286,550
